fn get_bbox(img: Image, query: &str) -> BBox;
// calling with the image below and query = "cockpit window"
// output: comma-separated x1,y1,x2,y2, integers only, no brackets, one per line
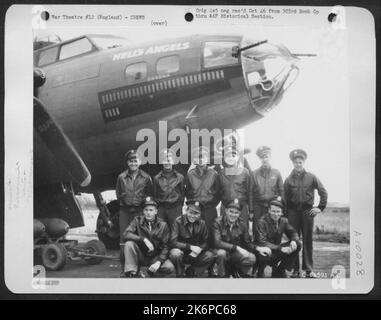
90,36,130,49
156,55,180,75
203,41,239,68
59,38,93,60
125,62,147,83
38,46,59,66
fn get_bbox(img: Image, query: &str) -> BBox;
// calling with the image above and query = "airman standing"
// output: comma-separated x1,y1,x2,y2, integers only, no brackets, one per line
217,147,254,225
153,149,185,227
284,149,328,278
251,146,284,224
116,150,153,268
185,146,220,245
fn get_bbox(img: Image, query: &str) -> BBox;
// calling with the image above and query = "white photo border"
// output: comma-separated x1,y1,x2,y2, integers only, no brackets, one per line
3,4,376,294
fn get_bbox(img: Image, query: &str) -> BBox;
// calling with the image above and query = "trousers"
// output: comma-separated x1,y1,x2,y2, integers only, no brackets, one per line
287,207,314,272
157,203,183,228
124,241,175,277
253,203,269,224
214,249,256,277
169,248,216,277
119,206,142,268
256,241,302,277
201,206,218,247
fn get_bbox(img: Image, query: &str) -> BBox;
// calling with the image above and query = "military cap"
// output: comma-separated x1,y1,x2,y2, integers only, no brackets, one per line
256,146,272,158
289,149,307,161
186,200,203,214
124,149,140,161
143,196,158,208
269,196,284,209
226,198,243,211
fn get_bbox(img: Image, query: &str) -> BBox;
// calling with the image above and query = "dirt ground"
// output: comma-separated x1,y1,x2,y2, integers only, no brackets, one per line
45,237,350,279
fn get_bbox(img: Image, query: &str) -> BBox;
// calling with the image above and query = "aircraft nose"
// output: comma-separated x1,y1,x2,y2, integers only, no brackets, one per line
241,40,299,115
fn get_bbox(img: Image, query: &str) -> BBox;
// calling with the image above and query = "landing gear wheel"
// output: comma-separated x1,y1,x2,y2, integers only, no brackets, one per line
83,240,107,265
96,200,120,250
41,243,67,271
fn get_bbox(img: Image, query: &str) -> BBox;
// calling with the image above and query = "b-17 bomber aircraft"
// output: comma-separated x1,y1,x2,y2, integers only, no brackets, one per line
33,33,303,260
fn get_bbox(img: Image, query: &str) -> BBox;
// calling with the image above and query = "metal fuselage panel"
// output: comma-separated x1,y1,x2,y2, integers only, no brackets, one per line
35,35,261,189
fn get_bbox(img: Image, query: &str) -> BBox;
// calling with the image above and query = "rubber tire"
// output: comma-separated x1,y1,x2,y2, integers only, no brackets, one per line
83,240,107,265
41,243,67,271
96,200,120,250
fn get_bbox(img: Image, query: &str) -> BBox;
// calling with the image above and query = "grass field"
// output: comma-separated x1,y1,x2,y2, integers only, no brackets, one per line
313,208,349,243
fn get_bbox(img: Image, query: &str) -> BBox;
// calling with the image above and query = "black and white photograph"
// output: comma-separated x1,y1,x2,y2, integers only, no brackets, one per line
3,4,376,295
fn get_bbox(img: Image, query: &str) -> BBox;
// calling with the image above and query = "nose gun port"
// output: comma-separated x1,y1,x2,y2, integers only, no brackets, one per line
239,39,300,116
250,62,299,115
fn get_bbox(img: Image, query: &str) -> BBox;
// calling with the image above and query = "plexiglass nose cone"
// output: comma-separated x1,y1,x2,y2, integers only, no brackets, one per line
241,39,299,115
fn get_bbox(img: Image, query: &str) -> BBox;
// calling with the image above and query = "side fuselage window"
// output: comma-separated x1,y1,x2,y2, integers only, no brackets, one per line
156,55,180,75
125,62,148,83
203,41,239,68
59,38,94,61
38,46,59,66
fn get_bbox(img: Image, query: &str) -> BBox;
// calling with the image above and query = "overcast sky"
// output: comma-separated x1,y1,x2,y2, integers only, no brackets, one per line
35,26,349,204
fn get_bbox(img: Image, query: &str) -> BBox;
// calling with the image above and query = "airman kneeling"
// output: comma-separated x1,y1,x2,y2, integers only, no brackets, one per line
169,200,216,277
122,197,175,278
254,198,301,278
213,199,257,277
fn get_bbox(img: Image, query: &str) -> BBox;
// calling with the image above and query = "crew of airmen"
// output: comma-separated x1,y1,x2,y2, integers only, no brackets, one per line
116,145,328,278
